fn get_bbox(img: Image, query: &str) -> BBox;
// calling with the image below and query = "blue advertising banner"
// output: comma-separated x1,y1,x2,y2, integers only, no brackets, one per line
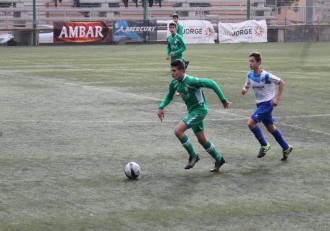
113,20,158,42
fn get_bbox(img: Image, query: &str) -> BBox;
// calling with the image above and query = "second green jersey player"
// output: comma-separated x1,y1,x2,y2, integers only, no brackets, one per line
172,13,183,37
166,22,189,69
157,59,232,172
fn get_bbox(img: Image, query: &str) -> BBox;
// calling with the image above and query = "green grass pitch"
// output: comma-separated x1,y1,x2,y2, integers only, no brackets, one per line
0,42,329,230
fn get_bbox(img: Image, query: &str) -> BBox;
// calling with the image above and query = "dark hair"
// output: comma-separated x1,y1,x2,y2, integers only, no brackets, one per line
171,59,185,71
249,52,262,62
172,13,179,19
169,22,177,28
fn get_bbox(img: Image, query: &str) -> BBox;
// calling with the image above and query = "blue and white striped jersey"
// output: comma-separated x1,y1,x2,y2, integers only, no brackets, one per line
244,69,281,104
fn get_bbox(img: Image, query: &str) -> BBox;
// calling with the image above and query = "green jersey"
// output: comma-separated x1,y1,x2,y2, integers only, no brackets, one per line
176,22,184,37
158,74,228,112
166,34,186,62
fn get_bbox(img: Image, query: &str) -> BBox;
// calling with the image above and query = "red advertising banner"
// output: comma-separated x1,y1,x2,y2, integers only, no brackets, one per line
53,21,111,43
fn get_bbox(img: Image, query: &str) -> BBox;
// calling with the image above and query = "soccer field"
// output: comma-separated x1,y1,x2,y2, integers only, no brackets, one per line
0,43,329,230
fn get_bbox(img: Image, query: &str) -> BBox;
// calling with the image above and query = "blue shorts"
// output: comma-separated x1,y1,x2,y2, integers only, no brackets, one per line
251,100,275,127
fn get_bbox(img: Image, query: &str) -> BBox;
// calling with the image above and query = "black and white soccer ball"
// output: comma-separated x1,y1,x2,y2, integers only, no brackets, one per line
124,162,140,179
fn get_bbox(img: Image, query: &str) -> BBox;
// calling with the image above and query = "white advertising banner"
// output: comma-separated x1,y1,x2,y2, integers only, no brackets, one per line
166,20,216,44
218,20,268,43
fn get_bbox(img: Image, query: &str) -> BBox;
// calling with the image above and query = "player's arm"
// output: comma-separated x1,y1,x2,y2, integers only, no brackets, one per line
268,73,284,106
273,79,285,106
241,86,249,95
242,74,250,95
157,109,165,122
166,40,171,60
177,24,183,37
196,78,231,108
157,83,176,121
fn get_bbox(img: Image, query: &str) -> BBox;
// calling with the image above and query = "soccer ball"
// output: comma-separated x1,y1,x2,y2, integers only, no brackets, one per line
124,162,140,179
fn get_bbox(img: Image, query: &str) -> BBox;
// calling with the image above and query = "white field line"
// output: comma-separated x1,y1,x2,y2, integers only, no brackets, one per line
1,118,246,123
280,123,330,136
1,71,161,101
276,114,330,119
2,71,330,136
2,114,330,124
81,85,161,101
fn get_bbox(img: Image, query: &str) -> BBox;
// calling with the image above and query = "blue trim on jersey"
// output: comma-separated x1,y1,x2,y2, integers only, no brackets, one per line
247,71,261,83
248,71,271,85
265,72,270,84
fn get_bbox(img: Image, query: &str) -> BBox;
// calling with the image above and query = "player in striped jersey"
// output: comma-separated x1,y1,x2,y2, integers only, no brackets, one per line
242,52,293,161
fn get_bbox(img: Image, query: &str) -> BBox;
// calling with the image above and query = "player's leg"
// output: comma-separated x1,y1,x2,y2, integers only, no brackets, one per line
174,121,197,157
266,123,289,150
179,112,208,169
195,128,225,172
194,122,223,162
249,103,271,158
191,110,225,171
265,121,293,161
248,118,268,147
248,118,270,158
174,121,199,169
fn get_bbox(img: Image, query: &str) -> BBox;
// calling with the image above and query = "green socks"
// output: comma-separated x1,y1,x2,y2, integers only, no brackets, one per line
203,141,222,161
180,135,197,157
179,137,222,161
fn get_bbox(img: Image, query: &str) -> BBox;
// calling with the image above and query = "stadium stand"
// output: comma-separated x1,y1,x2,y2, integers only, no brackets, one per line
0,0,274,29
1,0,329,30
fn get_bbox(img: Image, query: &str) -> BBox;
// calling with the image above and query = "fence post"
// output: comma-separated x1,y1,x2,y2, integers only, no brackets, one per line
247,0,250,20
33,0,37,46
143,0,148,43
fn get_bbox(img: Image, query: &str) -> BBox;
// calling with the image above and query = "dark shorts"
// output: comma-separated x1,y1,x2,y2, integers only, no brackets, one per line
251,100,275,127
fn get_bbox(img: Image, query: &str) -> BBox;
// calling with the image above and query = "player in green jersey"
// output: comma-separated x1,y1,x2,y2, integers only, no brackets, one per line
166,22,189,69
172,13,183,37
157,59,232,172
166,21,189,96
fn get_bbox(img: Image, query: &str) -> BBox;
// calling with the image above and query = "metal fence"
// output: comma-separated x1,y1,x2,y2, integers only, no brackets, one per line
267,6,330,25
1,1,330,45
1,5,329,30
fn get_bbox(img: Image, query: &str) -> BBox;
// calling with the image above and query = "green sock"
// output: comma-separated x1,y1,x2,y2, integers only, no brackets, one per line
203,141,222,161
180,135,197,157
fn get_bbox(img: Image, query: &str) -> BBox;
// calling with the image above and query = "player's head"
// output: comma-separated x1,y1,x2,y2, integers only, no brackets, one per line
171,59,185,70
249,52,262,70
171,59,185,80
249,52,262,62
172,13,179,23
169,22,177,35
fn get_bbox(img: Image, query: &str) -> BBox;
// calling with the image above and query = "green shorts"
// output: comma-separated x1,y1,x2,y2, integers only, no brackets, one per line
182,109,208,134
